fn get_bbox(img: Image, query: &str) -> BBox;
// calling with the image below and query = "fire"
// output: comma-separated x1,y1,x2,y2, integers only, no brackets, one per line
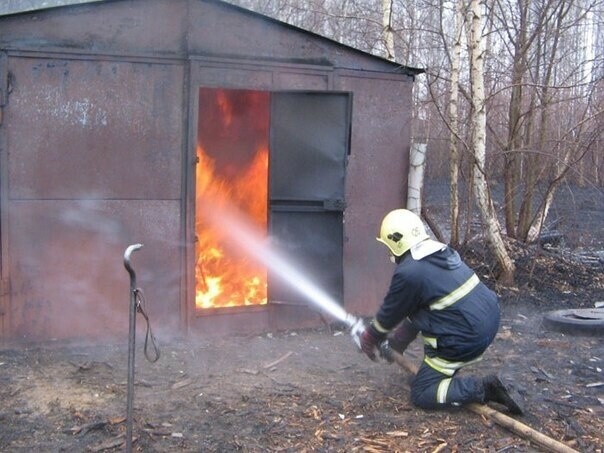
195,89,269,309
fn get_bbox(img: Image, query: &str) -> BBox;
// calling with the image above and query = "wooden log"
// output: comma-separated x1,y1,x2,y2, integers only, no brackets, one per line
263,351,293,369
390,351,579,453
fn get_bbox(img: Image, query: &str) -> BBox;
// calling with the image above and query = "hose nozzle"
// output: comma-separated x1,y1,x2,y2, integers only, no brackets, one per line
348,316,366,349
379,340,395,363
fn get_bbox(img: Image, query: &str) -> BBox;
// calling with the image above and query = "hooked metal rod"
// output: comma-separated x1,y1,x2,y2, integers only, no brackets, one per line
124,243,143,453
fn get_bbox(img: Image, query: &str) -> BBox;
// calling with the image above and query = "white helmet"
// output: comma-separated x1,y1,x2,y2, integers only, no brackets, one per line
376,209,429,257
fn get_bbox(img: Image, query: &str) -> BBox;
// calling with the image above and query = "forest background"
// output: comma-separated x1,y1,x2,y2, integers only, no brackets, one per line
229,0,603,283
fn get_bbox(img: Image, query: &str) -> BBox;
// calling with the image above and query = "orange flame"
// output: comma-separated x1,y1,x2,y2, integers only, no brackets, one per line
195,90,269,309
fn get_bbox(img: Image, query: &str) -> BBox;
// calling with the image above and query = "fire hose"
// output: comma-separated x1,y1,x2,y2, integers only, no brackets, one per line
123,244,160,453
347,317,579,453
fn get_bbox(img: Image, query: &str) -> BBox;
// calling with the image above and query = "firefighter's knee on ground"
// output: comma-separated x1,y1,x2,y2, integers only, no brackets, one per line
410,382,439,410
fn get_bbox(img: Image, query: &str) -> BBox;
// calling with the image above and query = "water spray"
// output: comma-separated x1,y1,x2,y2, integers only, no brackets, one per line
209,202,366,342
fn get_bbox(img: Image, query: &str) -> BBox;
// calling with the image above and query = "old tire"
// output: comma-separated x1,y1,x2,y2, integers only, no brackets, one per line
543,308,604,336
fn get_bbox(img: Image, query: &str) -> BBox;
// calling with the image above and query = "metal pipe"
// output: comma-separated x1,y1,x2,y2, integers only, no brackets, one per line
124,243,143,453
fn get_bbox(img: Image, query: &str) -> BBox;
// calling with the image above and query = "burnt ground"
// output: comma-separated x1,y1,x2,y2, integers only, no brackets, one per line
1,182,603,453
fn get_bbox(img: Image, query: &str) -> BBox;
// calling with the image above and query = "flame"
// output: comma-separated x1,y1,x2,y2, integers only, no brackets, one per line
195,89,269,309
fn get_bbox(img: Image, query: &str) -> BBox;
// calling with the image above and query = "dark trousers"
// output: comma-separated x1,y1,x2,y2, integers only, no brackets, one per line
408,328,497,409
410,360,485,409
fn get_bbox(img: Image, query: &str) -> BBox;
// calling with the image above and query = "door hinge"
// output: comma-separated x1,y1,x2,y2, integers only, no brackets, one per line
323,199,346,211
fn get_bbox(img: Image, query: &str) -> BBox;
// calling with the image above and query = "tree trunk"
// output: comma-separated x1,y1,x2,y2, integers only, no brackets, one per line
524,1,574,242
407,142,427,215
468,0,515,284
503,0,530,239
448,0,464,247
382,0,395,61
527,107,599,242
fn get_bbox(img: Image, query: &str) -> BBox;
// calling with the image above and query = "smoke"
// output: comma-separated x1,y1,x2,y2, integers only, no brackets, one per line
60,198,125,240
12,196,183,342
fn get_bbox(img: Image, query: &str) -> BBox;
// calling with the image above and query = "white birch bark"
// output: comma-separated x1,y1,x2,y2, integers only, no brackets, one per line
527,196,552,243
382,0,396,61
407,142,427,215
449,0,464,246
468,0,515,284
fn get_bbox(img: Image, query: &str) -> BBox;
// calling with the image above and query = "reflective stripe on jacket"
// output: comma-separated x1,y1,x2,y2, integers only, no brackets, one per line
375,246,500,363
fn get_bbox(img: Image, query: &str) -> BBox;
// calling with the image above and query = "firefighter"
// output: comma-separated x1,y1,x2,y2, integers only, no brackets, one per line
359,209,524,414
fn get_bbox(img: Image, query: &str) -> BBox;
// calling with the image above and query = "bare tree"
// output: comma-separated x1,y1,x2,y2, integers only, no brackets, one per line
448,0,465,247
487,0,603,242
227,0,603,283
382,0,396,60
468,0,516,284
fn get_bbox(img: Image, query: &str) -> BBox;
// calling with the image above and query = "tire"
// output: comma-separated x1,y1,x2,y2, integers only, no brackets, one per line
543,308,604,336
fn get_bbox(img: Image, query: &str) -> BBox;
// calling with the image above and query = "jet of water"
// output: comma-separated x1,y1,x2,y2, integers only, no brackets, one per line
207,200,356,327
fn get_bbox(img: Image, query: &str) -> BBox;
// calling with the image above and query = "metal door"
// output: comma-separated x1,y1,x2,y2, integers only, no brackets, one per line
269,92,351,307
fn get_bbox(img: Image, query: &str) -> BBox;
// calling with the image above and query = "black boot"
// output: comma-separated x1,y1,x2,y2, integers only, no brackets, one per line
482,375,524,415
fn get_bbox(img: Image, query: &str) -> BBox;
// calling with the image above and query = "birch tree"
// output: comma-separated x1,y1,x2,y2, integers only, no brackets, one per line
448,0,465,247
489,0,602,242
228,0,602,284
468,0,516,284
382,0,396,61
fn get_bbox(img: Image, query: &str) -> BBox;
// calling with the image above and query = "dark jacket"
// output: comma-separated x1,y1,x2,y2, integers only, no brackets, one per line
375,246,500,361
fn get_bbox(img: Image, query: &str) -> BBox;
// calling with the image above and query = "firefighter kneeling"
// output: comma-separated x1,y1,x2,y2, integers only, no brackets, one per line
360,209,524,415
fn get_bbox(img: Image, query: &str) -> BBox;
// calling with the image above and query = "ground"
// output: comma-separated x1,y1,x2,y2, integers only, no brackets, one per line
1,183,603,452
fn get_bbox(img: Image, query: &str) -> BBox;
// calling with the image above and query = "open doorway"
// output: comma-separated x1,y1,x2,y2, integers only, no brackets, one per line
195,87,351,316
195,88,270,310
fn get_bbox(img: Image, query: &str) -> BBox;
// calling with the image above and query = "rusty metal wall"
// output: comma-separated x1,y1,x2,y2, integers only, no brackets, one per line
188,1,405,73
336,71,413,317
0,0,188,55
4,56,184,340
0,0,416,341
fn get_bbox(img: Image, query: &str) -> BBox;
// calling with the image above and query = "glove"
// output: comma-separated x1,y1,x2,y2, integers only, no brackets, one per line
360,322,386,361
388,319,419,355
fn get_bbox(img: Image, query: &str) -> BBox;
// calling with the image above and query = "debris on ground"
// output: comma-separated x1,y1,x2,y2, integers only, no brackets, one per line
1,182,602,451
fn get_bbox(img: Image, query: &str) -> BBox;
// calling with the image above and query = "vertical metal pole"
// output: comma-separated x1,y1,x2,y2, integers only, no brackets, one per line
124,243,143,453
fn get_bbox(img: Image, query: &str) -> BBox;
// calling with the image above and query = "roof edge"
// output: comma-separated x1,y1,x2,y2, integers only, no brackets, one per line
209,0,424,76
0,0,426,76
